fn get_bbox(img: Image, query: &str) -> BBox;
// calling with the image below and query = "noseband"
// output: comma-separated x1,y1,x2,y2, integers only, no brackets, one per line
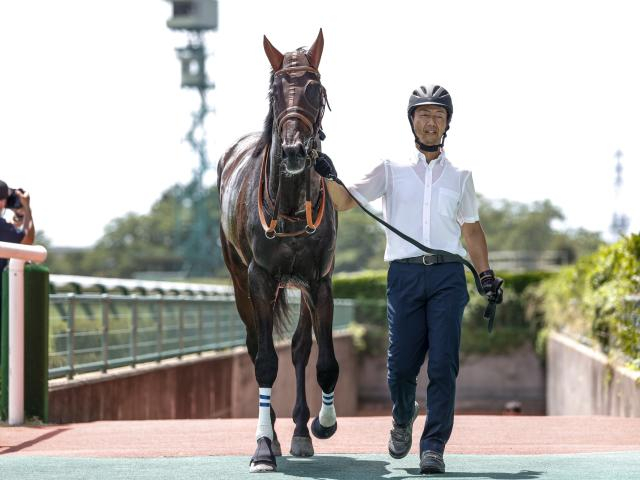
258,64,328,239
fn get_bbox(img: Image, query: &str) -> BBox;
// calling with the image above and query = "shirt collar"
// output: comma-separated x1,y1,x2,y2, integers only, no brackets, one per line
416,150,447,169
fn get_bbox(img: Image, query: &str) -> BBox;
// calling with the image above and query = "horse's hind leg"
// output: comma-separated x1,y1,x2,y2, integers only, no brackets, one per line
311,276,339,439
289,297,314,457
220,229,281,457
247,261,280,473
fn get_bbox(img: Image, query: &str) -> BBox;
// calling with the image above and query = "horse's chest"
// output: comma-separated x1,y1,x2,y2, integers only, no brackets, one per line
254,239,327,280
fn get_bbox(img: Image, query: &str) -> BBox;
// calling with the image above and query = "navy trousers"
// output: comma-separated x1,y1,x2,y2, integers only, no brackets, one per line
386,261,469,454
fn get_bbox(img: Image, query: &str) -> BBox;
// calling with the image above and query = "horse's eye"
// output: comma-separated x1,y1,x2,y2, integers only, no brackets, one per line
304,81,322,104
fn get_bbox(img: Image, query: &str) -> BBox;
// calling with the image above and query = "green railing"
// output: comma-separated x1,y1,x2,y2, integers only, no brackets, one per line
48,292,355,379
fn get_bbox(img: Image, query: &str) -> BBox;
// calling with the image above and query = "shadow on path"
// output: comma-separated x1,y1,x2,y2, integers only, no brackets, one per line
279,456,544,479
402,468,544,479
279,455,392,480
0,428,70,455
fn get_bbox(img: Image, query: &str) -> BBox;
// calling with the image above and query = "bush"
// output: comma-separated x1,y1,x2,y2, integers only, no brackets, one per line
534,233,640,363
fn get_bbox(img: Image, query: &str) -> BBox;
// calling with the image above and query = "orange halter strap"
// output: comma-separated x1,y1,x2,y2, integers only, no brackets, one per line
257,144,326,239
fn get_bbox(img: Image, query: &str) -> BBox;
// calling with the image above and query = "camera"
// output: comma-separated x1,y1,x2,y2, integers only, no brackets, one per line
6,188,24,209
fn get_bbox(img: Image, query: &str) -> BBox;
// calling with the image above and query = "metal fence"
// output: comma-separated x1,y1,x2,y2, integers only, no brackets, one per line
48,293,356,379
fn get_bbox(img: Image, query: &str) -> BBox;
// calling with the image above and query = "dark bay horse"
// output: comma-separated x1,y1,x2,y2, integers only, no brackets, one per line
217,29,339,473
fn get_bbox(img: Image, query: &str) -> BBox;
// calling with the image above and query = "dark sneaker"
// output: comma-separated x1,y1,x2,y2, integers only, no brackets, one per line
420,450,445,474
388,401,419,459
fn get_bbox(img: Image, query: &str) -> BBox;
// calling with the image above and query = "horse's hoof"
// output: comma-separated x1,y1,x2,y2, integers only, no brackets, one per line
249,436,277,473
311,417,337,439
290,435,314,457
271,437,282,457
249,463,276,473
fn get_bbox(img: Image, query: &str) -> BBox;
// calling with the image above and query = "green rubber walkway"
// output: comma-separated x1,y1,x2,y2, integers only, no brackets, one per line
2,452,639,479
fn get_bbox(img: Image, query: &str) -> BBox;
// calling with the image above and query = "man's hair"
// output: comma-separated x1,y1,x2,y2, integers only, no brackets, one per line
0,180,8,200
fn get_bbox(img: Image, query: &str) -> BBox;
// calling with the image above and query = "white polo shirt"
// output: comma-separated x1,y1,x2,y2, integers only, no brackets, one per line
348,151,479,261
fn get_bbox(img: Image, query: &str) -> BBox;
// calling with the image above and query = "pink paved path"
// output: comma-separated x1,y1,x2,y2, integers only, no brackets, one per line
2,416,640,457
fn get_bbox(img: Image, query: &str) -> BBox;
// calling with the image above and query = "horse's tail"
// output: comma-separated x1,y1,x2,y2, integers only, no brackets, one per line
272,287,292,337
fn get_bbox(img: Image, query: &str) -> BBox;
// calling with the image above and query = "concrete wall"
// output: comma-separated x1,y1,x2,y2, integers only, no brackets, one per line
48,333,357,423
546,331,640,416
358,342,545,415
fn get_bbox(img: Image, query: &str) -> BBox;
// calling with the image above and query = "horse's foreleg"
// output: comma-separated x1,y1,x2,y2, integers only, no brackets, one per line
311,277,339,439
247,262,279,473
289,298,314,457
220,231,281,457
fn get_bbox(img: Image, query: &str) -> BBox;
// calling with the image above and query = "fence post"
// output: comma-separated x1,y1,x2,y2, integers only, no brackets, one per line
101,294,109,373
197,299,203,355
157,295,163,363
131,294,138,368
67,293,76,380
22,264,49,422
178,296,184,359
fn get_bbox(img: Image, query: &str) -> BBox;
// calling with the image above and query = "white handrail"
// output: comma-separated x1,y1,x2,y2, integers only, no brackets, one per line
0,241,47,263
49,274,233,296
1,241,48,426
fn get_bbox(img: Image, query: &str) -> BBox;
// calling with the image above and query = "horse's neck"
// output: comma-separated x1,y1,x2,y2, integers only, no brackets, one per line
267,138,320,216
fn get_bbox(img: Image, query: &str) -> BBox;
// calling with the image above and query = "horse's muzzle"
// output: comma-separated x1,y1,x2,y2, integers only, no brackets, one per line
282,143,307,175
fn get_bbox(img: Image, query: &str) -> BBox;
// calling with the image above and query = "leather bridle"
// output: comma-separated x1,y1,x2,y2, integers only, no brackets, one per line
273,65,326,136
258,64,329,239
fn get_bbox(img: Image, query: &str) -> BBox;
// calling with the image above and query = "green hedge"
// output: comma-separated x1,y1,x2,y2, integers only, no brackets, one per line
333,269,552,299
533,233,640,365
333,268,552,356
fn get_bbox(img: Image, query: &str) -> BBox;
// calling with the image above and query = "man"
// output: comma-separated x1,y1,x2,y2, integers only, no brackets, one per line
0,180,35,361
314,85,503,474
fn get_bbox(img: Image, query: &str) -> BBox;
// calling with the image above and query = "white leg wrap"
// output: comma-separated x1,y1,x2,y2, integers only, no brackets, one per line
319,390,336,427
256,387,273,441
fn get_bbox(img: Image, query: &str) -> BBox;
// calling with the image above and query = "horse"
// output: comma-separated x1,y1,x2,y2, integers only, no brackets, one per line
216,29,339,473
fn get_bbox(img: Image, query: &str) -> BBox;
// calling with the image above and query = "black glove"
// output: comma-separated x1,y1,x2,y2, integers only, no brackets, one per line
314,152,338,180
480,269,504,304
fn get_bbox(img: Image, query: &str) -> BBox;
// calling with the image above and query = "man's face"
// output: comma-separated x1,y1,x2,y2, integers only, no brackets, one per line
412,105,448,146
0,198,6,210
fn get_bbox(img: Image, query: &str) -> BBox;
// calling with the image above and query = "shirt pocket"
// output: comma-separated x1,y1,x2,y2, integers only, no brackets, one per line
438,188,460,218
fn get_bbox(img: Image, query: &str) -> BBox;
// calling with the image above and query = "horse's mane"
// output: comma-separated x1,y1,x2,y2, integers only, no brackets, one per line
253,71,276,157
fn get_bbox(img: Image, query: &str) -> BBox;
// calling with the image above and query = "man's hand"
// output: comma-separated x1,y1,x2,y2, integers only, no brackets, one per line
15,189,31,211
480,269,504,304
314,153,338,180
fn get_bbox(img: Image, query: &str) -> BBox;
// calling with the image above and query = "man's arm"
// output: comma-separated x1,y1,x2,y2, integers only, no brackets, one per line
315,153,386,212
326,181,357,211
15,190,35,245
461,221,489,272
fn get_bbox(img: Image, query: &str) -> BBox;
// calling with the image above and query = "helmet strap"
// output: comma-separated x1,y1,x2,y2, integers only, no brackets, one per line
415,139,442,152
411,122,449,154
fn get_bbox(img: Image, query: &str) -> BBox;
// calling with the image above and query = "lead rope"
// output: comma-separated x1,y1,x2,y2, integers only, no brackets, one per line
332,176,497,332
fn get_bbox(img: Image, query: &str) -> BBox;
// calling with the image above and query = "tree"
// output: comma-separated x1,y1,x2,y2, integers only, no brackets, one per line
44,189,603,278
45,183,224,279
334,208,386,273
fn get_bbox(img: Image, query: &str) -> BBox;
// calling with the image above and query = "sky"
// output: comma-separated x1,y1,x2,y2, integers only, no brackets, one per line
1,0,638,247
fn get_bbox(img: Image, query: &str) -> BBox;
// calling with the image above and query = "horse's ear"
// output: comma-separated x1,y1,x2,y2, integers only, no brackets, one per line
263,35,284,71
307,28,324,69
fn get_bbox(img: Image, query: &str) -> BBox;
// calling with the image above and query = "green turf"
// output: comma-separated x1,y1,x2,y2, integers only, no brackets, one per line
1,452,639,479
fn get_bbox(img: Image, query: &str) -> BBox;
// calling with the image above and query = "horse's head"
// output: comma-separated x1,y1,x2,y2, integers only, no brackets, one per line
264,29,326,175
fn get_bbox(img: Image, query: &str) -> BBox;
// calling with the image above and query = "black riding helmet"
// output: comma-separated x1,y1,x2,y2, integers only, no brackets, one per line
407,85,453,152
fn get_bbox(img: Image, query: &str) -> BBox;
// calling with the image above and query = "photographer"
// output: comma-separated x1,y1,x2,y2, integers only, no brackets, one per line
0,180,34,250
0,180,35,358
